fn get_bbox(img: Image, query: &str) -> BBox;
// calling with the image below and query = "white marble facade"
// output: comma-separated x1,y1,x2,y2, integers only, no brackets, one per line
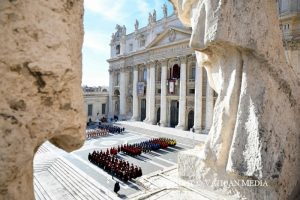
278,0,300,78
107,8,216,132
83,86,109,122
107,2,299,132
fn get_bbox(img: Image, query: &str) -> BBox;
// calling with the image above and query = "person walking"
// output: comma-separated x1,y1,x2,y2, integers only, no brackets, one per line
113,181,120,194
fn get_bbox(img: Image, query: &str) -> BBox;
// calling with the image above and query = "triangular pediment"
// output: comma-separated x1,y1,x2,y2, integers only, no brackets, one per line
146,26,191,48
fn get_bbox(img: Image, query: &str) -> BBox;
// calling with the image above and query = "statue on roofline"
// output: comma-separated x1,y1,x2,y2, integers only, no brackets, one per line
134,19,139,31
148,12,152,25
162,3,167,18
122,25,126,35
152,9,156,22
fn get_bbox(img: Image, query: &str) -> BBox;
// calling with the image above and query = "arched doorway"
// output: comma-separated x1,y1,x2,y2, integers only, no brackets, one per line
170,100,179,127
169,64,181,79
187,110,194,130
140,99,146,121
156,107,160,124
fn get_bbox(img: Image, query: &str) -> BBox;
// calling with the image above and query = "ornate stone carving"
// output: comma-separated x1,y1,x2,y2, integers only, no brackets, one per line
168,57,179,67
160,58,168,66
111,24,126,42
108,69,114,75
179,55,187,63
171,0,300,199
168,29,176,42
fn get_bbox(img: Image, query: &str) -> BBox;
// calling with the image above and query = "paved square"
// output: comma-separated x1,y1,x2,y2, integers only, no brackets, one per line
34,123,199,199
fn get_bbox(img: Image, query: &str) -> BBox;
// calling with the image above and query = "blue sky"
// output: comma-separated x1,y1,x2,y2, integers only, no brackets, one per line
82,0,174,87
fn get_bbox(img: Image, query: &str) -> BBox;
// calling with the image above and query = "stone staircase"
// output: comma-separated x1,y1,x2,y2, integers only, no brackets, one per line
34,158,57,173
36,144,51,154
49,158,114,200
34,157,116,200
34,176,53,200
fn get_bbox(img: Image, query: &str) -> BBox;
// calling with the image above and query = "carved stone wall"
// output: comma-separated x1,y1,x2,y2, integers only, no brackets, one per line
0,0,85,199
171,0,300,199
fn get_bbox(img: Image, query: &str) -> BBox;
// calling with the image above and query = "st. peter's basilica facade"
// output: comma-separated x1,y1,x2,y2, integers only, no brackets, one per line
107,1,299,133
107,6,216,133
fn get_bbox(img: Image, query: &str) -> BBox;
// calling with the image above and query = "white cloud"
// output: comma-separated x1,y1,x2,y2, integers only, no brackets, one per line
83,31,110,54
136,1,150,13
82,0,174,86
84,0,129,23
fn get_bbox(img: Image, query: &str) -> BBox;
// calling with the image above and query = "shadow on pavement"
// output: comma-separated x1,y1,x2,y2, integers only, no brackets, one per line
117,194,127,199
161,148,177,153
170,145,185,150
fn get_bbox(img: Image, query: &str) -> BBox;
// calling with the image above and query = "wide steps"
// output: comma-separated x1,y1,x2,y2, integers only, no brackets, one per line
34,176,53,200
48,158,112,200
34,159,57,173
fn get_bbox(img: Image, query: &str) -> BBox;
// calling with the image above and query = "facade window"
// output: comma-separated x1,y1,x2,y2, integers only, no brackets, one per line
157,67,161,81
170,64,180,79
157,89,161,94
128,70,133,84
189,89,195,94
116,45,120,54
143,68,147,82
88,104,93,116
102,103,106,114
191,67,196,80
116,73,120,86
140,39,145,47
129,43,133,51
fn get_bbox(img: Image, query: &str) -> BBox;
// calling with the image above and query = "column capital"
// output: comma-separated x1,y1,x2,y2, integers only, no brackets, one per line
120,67,126,72
108,69,113,74
179,55,187,63
187,54,196,62
160,58,168,66
133,65,139,71
146,61,156,68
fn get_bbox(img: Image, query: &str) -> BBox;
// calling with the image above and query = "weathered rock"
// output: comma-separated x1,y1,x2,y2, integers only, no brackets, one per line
170,0,300,199
0,0,85,199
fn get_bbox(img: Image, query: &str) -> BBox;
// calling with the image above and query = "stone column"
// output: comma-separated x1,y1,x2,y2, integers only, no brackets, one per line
193,62,203,133
160,59,168,127
144,64,151,122
108,69,114,119
131,65,139,121
148,61,156,124
176,56,187,130
205,83,214,132
119,68,127,120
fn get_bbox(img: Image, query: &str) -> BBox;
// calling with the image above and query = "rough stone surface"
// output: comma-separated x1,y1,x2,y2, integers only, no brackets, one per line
170,0,300,199
0,0,85,199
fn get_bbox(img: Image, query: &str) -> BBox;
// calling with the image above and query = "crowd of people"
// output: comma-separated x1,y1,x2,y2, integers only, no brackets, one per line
98,124,125,134
88,150,142,182
86,129,109,139
121,144,142,156
118,138,177,156
88,137,176,183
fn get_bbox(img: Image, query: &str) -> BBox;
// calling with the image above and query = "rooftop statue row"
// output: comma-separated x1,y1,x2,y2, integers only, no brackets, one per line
112,3,169,42
111,24,126,42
